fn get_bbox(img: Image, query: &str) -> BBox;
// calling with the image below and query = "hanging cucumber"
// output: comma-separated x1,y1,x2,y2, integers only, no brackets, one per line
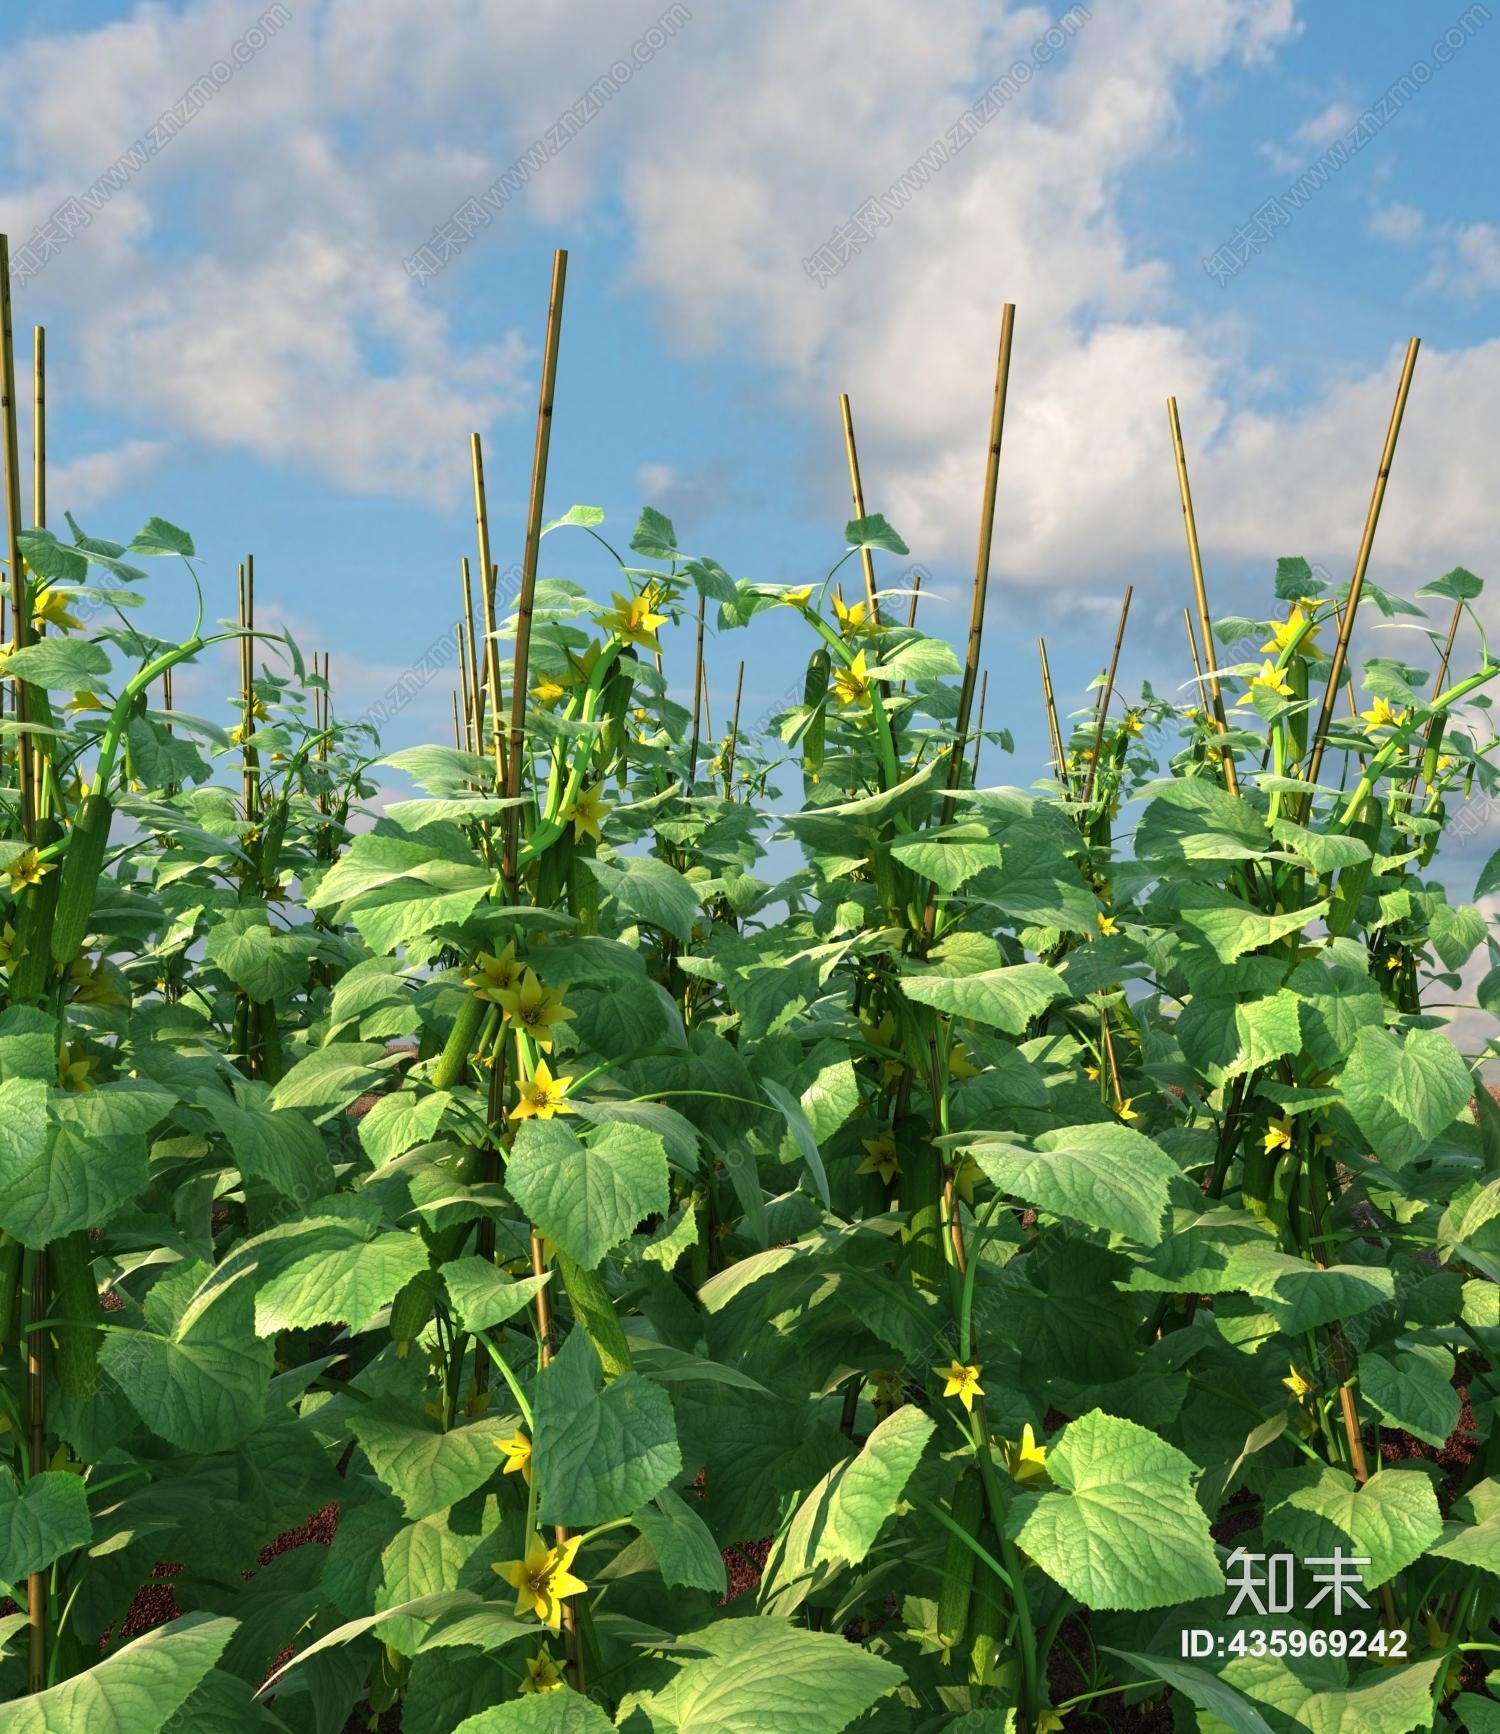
1326,794,1381,939
802,649,829,793
50,793,114,965
50,1230,103,1401
389,1266,444,1354
9,817,63,1000
556,1249,632,1380
935,1472,984,1649
432,990,487,1091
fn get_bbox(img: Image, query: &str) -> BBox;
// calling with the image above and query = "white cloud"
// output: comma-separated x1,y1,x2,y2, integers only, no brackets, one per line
1423,221,1500,299
1369,201,1425,243
46,439,169,513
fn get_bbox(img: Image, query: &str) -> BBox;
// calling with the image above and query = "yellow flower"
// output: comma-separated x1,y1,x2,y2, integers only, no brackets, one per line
1283,1364,1315,1402
1263,1116,1294,1155
857,1129,900,1186
57,1042,94,1093
531,674,568,705
831,650,872,708
1359,694,1407,732
6,849,54,893
497,969,575,1053
65,690,107,714
1114,1096,1139,1123
1236,661,1293,705
1002,1423,1049,1485
948,1040,980,1082
1121,709,1143,736
511,1059,574,1121
1036,1711,1066,1734
467,942,523,1003
495,1532,588,1629
778,585,814,609
832,590,870,639
519,1648,564,1693
68,956,129,1008
561,783,608,844
952,1152,983,1207
0,922,13,965
31,586,83,633
600,590,667,653
497,1429,533,1485
1261,604,1321,659
1096,912,1118,937
939,1359,983,1412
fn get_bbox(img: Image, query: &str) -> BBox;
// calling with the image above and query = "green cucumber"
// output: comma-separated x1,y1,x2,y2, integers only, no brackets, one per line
556,1250,632,1380
9,817,63,1000
802,650,829,792
50,1230,102,1401
50,793,114,964
0,1232,22,1348
432,989,487,1091
1327,794,1381,939
936,1472,984,1647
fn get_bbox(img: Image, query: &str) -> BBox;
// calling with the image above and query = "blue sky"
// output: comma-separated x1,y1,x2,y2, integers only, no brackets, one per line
1,0,1497,889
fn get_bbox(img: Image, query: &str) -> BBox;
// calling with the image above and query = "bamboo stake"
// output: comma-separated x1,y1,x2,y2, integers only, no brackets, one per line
31,326,43,529
971,669,989,783
456,622,473,752
838,393,880,623
942,304,1016,817
724,659,745,792
700,659,713,741
1167,397,1239,797
1182,607,1205,703
502,248,568,892
451,690,462,750
1081,587,1133,806
461,557,483,752
1,238,34,831
1304,339,1421,787
906,569,922,630
687,592,706,793
470,437,505,785
1039,638,1065,783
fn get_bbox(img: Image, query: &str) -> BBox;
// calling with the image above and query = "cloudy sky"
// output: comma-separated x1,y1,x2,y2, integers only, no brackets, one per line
2,0,1498,903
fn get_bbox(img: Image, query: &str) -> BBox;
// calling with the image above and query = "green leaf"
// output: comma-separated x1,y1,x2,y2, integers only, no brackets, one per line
101,1275,272,1453
126,516,196,557
532,1330,680,1528
890,826,1003,891
1419,564,1482,602
901,963,1066,1033
440,1260,551,1335
350,1409,516,1521
1106,1651,1276,1734
506,1119,670,1270
202,907,318,1001
1428,900,1487,969
0,1613,234,1734
759,1078,830,1209
1275,556,1321,600
613,1615,902,1732
0,1471,92,1585
1223,1651,1444,1734
631,506,678,558
255,1229,429,1335
871,636,962,683
1011,1410,1222,1610
1174,888,1327,962
0,638,111,691
1431,1477,1500,1576
16,529,87,585
683,557,738,604
1176,991,1303,1087
541,503,606,535
633,1487,727,1594
1262,1464,1442,1588
1339,1026,1473,1168
453,1695,616,1733
358,1091,451,1164
200,1097,332,1199
1356,1346,1461,1449
585,856,699,943
966,1124,1179,1246
845,513,908,556
268,1043,388,1112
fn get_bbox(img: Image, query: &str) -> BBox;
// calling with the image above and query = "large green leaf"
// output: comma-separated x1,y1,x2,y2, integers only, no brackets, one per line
1011,1410,1222,1609
633,1487,727,1594
1106,1651,1276,1734
1262,1464,1442,1589
0,638,111,691
1221,1650,1444,1734
101,1277,273,1453
532,1331,680,1528
1339,1025,1473,1168
901,963,1066,1033
452,1695,615,1733
506,1119,669,1269
1431,1476,1500,1575
0,1471,92,1586
0,1613,235,1734
0,1081,150,1246
1356,1346,1461,1449
350,1408,516,1521
202,906,319,1000
967,1124,1179,1246
268,1043,388,1112
255,1228,429,1335
584,856,699,943
614,1615,902,1732
440,1259,552,1335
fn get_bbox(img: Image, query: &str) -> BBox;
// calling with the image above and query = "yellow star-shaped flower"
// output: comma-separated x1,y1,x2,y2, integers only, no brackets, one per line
1359,694,1407,732
31,586,84,633
831,651,872,708
1236,661,1293,705
1263,1116,1294,1155
466,942,523,1004
561,783,608,844
1096,912,1119,937
600,590,667,653
496,1429,533,1485
1261,603,1321,659
495,1532,587,1629
938,1359,983,1412
1002,1422,1049,1485
496,969,575,1053
6,848,53,893
1114,1096,1139,1122
857,1129,900,1186
832,590,871,639
1283,1364,1315,1402
511,1059,575,1121
519,1647,564,1693
778,584,814,609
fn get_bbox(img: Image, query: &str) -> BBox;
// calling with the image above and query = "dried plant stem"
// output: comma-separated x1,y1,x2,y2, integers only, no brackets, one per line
687,592,706,791
1167,396,1239,797
838,393,880,622
470,437,506,787
503,248,568,892
1304,339,1420,789
461,558,483,752
1081,587,1133,806
1039,638,1065,784
906,569,922,630
724,659,745,792
1,237,34,830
